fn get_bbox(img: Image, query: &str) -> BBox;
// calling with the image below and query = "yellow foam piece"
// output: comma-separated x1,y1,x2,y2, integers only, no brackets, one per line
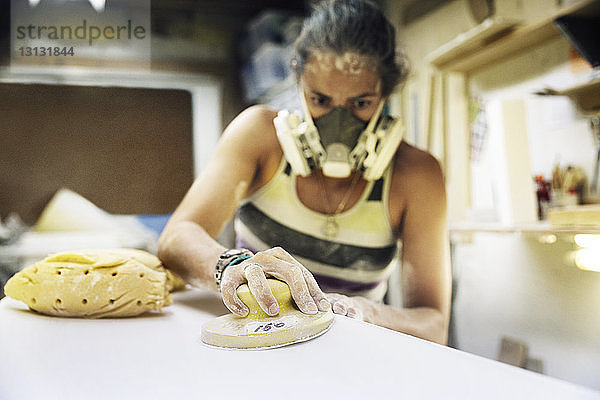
4,249,183,318
201,279,334,349
100,248,186,292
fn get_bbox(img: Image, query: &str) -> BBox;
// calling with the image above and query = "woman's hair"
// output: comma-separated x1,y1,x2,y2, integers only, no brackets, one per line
294,0,409,97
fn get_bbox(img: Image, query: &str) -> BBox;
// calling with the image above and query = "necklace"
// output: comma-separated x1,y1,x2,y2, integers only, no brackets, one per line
316,170,362,238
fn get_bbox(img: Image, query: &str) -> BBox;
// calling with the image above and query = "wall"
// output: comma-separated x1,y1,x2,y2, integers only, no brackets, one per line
470,37,597,186
385,0,475,225
0,82,195,225
387,0,600,390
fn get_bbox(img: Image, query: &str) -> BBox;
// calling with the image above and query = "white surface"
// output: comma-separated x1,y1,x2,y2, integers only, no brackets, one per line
0,289,598,400
452,233,600,391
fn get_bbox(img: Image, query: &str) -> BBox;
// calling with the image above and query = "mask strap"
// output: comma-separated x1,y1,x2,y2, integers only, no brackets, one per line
365,100,385,133
299,90,315,125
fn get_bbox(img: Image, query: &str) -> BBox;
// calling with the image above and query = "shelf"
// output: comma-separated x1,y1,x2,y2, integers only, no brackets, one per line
425,16,521,71
449,221,600,235
427,0,598,73
539,78,600,113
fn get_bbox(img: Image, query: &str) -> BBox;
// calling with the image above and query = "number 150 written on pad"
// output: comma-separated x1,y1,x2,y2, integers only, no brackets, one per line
246,316,298,334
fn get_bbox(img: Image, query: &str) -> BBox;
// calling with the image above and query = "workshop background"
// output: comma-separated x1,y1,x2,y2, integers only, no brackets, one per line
1,0,599,391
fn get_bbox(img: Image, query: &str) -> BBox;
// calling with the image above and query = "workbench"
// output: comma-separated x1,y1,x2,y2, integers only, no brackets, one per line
1,288,598,399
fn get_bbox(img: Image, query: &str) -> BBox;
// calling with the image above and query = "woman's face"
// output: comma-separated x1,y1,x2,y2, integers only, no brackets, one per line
300,51,383,122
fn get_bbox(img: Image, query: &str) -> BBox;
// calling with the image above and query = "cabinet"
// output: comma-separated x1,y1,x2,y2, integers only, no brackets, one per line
427,0,599,74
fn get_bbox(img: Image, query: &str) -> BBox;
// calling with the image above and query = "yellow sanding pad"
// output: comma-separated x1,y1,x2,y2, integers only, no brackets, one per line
201,279,334,350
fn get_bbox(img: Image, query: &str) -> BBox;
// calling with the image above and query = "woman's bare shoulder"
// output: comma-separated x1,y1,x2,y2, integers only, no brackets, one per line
219,104,281,156
220,105,283,190
241,104,279,121
393,142,444,183
225,105,278,137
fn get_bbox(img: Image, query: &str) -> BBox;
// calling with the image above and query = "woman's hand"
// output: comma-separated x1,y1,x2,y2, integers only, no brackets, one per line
220,247,331,317
326,293,365,321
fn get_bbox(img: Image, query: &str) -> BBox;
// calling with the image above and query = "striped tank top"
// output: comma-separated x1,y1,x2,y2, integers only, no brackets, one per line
234,160,399,301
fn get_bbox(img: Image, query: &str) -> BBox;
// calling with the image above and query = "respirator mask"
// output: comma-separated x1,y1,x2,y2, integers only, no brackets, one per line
273,92,404,180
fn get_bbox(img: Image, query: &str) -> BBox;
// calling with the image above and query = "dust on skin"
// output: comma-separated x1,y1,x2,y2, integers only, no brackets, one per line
308,50,376,75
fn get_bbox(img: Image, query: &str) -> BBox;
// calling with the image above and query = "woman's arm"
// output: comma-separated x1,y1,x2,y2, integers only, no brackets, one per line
328,294,449,345
395,148,452,343
157,105,330,316
157,106,270,290
354,298,449,345
327,146,452,345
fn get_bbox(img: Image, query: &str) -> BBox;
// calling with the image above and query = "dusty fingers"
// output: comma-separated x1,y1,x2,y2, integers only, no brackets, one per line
243,262,280,316
252,252,317,314
301,267,331,312
326,293,364,320
220,247,330,317
220,263,250,316
260,247,330,312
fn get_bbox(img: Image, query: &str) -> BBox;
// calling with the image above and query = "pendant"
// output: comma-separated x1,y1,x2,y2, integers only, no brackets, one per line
322,216,339,238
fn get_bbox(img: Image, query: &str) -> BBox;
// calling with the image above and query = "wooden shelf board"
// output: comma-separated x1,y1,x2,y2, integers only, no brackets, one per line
428,0,598,74
449,221,600,235
430,17,560,73
555,78,600,113
557,78,600,96
425,17,520,69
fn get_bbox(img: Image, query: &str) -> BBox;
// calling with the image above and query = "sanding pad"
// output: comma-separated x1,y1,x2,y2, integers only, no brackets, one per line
201,279,334,350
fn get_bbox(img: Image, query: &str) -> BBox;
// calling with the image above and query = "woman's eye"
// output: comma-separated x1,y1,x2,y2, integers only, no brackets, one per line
352,99,371,109
311,96,329,107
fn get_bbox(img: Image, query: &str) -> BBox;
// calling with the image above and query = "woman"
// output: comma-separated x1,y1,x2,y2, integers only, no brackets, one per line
158,0,451,345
